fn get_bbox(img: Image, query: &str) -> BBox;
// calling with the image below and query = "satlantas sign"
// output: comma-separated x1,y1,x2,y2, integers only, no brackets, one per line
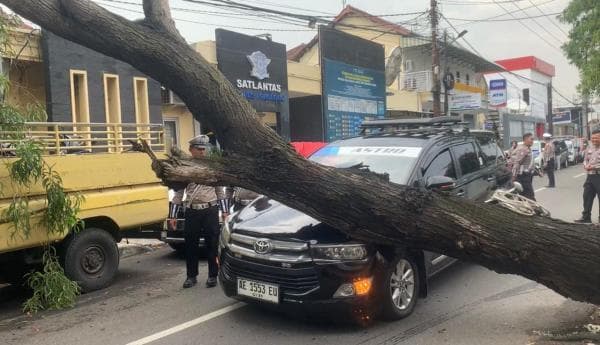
236,51,283,94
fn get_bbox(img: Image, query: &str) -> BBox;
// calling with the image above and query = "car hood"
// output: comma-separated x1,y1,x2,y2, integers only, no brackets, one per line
231,196,350,243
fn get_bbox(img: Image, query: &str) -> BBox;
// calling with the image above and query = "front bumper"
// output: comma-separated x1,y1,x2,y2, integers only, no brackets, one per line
218,249,388,317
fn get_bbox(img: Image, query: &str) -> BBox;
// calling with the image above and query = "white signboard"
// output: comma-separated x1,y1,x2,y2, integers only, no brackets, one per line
338,146,422,158
449,92,481,111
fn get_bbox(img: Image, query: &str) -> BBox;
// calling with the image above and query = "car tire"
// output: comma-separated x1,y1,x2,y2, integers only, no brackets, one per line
63,228,119,293
380,256,420,321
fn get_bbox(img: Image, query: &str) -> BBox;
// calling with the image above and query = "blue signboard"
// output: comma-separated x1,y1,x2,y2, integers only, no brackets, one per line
322,58,386,141
552,110,571,124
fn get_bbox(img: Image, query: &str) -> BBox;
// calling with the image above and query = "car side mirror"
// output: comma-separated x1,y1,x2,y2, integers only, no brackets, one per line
426,176,456,191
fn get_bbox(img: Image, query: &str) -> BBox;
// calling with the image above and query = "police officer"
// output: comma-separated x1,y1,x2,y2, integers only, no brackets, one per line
171,135,232,288
575,129,600,223
232,187,260,212
511,132,536,200
542,133,556,188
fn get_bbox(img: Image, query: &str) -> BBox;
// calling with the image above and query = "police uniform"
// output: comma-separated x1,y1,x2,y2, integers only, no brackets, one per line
511,143,536,200
171,135,233,288
543,136,556,187
576,144,600,223
232,187,260,212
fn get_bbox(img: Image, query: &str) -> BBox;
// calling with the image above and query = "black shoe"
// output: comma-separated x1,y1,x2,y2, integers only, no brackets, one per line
574,218,592,224
205,277,217,288
183,277,197,288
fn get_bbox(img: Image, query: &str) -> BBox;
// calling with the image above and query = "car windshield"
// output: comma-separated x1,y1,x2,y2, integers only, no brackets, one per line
309,141,423,184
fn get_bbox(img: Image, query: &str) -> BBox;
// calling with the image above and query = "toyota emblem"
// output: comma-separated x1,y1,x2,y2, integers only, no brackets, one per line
253,238,272,254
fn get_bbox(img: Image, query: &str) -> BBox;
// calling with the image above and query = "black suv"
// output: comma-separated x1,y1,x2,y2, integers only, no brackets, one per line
219,117,508,322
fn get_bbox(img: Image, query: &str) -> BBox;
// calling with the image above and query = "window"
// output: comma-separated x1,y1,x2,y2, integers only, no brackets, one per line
466,73,470,85
163,118,179,150
70,70,90,125
452,143,481,175
455,71,461,84
103,74,122,152
133,77,150,139
476,136,501,165
70,70,91,148
424,150,456,179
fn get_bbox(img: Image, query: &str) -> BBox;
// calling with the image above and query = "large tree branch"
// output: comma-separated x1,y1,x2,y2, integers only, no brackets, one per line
3,0,599,305
142,0,183,40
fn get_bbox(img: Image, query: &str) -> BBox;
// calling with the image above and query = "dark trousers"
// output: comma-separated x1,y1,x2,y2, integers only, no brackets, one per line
545,158,555,187
184,206,220,278
517,173,535,201
581,174,600,220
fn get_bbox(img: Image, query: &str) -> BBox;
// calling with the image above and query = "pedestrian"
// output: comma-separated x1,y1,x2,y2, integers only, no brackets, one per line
574,129,600,223
232,187,260,213
542,133,556,188
506,140,518,159
511,132,536,200
170,135,232,288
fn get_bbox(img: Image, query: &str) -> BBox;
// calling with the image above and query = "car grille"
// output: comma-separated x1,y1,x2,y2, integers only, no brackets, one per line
222,253,319,296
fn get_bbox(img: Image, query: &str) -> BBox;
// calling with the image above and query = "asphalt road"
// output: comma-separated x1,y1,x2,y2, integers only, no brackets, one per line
0,164,596,345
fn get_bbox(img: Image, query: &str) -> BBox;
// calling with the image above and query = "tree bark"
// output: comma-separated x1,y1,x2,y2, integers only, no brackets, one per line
3,0,599,305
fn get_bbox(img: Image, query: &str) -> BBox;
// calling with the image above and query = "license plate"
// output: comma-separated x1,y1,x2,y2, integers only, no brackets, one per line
237,278,279,304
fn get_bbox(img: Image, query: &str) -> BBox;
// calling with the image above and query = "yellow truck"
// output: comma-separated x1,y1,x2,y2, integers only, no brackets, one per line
0,122,168,291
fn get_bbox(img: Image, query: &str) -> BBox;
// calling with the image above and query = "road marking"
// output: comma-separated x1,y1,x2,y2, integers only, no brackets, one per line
574,173,586,178
535,187,546,193
126,302,245,345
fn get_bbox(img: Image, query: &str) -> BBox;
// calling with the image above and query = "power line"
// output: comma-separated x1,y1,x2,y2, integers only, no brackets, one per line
442,14,578,106
525,0,569,37
452,0,558,27
509,0,566,43
440,0,526,5
99,3,315,31
491,0,563,53
446,11,562,22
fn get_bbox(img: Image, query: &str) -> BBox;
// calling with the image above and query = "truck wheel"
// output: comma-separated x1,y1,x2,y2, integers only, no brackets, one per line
380,257,420,321
63,228,119,293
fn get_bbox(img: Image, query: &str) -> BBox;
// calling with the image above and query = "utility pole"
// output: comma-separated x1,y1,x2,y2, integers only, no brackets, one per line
546,82,553,135
583,91,590,139
443,30,448,115
431,0,441,116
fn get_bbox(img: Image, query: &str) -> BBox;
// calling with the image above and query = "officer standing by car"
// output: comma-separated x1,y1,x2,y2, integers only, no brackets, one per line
171,135,232,288
575,129,600,223
511,132,536,200
542,133,556,188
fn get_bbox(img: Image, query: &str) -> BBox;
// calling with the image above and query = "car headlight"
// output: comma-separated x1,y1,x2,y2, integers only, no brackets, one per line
311,244,368,261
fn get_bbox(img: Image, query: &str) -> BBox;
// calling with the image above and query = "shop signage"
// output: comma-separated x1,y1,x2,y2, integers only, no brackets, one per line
489,79,507,108
215,29,289,110
449,92,481,110
319,26,386,142
552,110,571,124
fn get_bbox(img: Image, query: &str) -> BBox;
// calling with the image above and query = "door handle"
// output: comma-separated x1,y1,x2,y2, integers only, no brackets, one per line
456,191,465,197
487,176,495,182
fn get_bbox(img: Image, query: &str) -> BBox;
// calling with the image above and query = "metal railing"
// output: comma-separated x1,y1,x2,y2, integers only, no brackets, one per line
0,122,164,156
398,70,433,92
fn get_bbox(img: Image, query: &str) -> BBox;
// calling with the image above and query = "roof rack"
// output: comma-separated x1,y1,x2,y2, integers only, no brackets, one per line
361,116,464,129
360,116,469,135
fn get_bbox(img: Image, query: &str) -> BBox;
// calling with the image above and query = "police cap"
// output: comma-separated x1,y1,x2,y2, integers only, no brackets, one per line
188,134,212,148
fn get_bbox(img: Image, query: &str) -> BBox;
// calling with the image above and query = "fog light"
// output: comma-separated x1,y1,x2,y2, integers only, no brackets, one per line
353,277,373,296
333,283,355,298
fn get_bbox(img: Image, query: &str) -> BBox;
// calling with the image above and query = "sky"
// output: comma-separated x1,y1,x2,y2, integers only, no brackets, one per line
89,0,580,107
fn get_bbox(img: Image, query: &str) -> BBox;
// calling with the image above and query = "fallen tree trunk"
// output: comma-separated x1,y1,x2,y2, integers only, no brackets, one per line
4,0,599,305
